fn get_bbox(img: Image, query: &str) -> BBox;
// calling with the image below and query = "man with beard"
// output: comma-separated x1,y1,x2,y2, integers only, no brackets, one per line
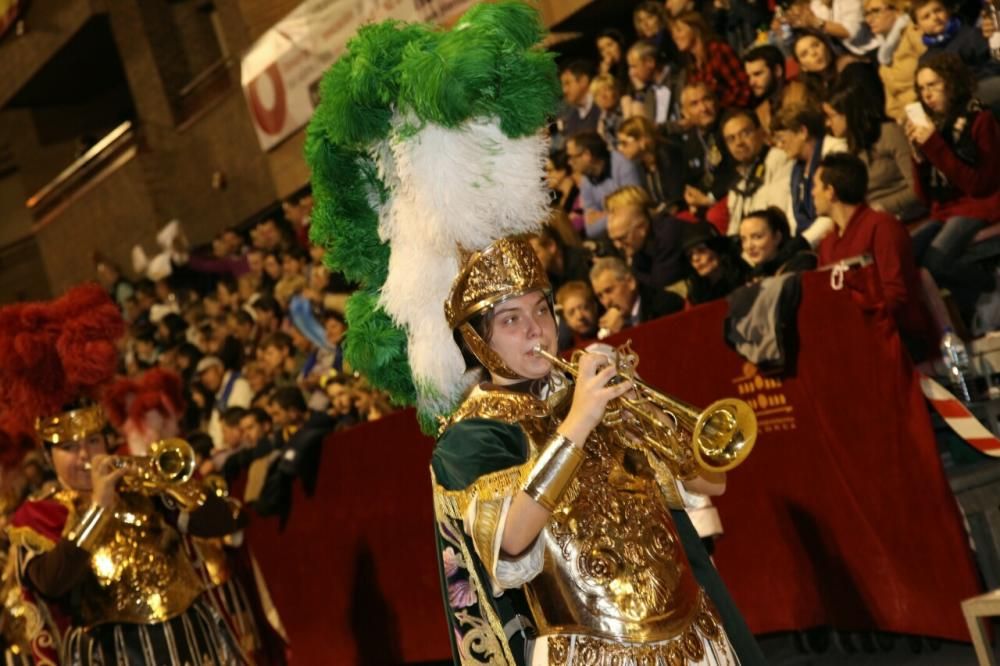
742,44,810,139
721,108,795,235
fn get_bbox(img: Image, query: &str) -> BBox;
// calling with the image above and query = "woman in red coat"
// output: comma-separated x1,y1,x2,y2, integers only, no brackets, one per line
904,52,1000,314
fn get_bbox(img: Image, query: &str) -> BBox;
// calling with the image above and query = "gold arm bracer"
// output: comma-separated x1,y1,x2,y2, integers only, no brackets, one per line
66,503,109,551
522,434,584,512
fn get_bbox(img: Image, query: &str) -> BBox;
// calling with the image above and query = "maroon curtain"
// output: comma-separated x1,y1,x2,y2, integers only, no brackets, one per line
247,269,980,664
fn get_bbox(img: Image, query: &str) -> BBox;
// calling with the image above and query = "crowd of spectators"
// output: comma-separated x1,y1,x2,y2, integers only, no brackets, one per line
542,0,1000,361
87,194,398,521
17,0,995,524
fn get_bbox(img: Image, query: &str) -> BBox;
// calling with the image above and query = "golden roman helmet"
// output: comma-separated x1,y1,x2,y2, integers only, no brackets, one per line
36,405,107,445
445,237,551,379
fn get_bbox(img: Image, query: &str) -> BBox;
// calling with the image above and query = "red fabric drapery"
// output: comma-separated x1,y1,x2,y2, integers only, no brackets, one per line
247,269,980,663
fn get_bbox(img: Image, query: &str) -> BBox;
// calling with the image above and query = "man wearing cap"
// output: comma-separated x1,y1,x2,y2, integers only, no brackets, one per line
198,356,253,449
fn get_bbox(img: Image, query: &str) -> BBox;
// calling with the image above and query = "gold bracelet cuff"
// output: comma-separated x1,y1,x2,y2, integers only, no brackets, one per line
523,434,584,512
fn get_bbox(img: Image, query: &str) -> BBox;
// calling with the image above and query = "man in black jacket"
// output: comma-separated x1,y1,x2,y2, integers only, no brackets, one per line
589,256,683,337
606,185,685,290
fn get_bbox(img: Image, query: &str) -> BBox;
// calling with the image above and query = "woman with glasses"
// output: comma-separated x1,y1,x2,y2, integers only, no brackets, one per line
904,52,1000,319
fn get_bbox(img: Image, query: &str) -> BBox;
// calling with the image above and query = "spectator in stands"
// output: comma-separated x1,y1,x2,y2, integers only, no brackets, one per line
617,116,684,214
634,1,678,64
259,331,297,388
244,361,273,404
558,61,600,142
865,0,926,122
606,186,687,289
566,131,644,238
94,254,135,309
251,218,289,253
739,207,817,279
546,150,584,234
790,31,841,100
913,0,1000,110
220,406,247,451
556,281,599,348
623,41,675,126
529,226,592,292
252,295,283,336
591,74,624,150
742,44,811,137
814,152,935,356
681,222,750,305
722,108,795,235
240,407,272,449
823,65,925,220
596,28,629,81
906,53,1000,306
670,11,752,110
675,82,737,215
590,256,684,337
324,375,360,431
781,0,878,56
197,354,253,447
771,101,847,245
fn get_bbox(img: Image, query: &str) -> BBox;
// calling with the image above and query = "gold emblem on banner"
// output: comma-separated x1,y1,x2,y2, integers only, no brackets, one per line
731,363,796,432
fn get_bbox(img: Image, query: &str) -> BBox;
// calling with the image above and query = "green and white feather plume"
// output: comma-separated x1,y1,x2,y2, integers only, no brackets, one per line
305,1,559,433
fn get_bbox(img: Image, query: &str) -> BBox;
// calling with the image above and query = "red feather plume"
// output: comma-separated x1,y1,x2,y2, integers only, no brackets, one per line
0,284,124,441
103,368,186,429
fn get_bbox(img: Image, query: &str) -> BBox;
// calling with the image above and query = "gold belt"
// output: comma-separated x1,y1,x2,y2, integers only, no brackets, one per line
545,592,730,666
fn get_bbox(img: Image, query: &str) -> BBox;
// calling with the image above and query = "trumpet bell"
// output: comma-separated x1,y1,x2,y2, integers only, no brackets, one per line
693,399,757,472
149,438,196,484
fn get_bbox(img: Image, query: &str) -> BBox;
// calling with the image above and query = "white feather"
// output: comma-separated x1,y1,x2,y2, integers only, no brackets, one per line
376,114,549,403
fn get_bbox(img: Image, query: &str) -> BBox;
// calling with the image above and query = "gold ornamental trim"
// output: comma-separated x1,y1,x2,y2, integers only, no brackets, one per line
36,405,106,445
445,237,551,329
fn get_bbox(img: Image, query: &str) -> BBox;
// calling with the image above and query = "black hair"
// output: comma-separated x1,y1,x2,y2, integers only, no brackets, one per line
742,43,785,70
720,107,761,132
567,131,610,164
818,152,869,205
222,406,248,426
244,406,273,426
272,386,307,412
742,207,792,242
560,59,596,79
186,432,214,460
828,62,886,154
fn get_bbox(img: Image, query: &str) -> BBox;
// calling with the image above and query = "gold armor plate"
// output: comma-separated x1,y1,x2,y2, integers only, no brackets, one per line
77,493,204,626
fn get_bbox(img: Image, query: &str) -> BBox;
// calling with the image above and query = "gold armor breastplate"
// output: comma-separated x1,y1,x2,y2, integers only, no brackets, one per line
527,428,701,642
449,387,703,643
77,493,204,626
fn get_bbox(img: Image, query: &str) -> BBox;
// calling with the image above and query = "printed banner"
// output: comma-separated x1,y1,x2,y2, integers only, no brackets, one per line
241,0,477,151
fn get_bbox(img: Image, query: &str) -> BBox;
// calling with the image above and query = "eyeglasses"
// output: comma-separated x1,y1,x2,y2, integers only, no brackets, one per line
916,80,945,95
864,6,890,17
724,127,756,143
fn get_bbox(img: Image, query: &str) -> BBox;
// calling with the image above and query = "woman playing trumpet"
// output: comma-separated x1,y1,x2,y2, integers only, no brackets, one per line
432,237,765,665
0,285,248,665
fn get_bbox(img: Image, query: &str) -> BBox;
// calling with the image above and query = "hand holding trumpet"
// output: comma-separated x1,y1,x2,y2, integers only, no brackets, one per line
88,454,127,509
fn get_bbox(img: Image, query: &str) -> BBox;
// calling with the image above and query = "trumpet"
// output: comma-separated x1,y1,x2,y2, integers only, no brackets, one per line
533,343,757,478
108,438,207,509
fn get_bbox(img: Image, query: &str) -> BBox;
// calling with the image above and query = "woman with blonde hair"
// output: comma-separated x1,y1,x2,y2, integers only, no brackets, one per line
616,115,684,213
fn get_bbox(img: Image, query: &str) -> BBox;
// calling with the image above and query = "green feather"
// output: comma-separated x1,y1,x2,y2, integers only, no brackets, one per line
306,1,558,421
342,291,416,406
